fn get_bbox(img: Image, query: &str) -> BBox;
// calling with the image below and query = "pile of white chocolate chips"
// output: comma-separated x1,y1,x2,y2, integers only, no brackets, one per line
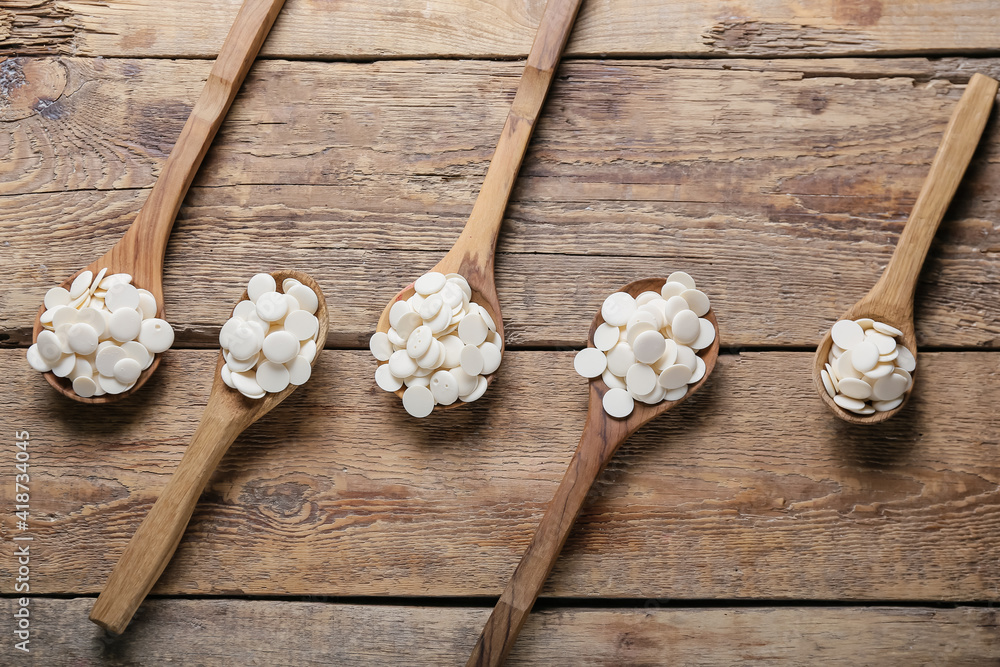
218,274,321,399
369,272,502,418
821,318,915,414
27,270,174,397
574,272,715,418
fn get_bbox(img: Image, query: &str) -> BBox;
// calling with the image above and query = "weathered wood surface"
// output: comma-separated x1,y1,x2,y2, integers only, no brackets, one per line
3,58,1000,348
2,598,997,665
3,0,1000,59
3,0,999,661
1,349,997,600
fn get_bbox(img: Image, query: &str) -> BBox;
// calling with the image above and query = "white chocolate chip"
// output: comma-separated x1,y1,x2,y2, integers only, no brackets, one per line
262,330,299,364
375,363,403,392
414,272,446,296
44,287,70,309
479,342,502,375
26,345,51,372
823,319,915,414
671,310,700,345
30,270,176,397
256,361,291,393
849,340,879,373
659,281,687,299
602,387,634,418
369,332,392,361
576,275,715,417
109,308,142,342
69,271,93,299
680,289,710,317
288,284,319,314
658,364,692,390
625,363,657,396
402,385,435,417
247,273,277,302
838,377,872,401
457,312,488,346
67,322,99,355
606,343,635,377
430,370,460,406
632,330,666,365
231,370,265,399
873,321,903,337
256,292,288,322
666,271,695,290
831,319,865,350
138,318,174,353
370,271,502,415
574,348,607,378
601,292,637,327
113,357,142,384
72,375,98,398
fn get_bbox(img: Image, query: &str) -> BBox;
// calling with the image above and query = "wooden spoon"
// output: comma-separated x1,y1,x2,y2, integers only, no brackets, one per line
32,0,287,404
89,270,327,634
814,73,998,424
374,0,584,404
467,278,720,666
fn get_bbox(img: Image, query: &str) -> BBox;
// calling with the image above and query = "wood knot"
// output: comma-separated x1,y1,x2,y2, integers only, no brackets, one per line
833,0,884,26
239,479,314,521
794,90,829,115
0,57,67,122
702,20,762,51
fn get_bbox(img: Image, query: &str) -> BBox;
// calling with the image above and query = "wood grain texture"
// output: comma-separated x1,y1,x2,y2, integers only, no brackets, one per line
2,598,997,665
5,0,1000,58
2,58,999,348
0,0,73,56
1,349,997,600
5,229,999,350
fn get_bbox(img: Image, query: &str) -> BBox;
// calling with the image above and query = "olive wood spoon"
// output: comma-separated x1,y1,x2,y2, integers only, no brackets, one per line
814,73,998,424
467,278,720,666
89,271,327,634
32,0,287,404
375,0,584,404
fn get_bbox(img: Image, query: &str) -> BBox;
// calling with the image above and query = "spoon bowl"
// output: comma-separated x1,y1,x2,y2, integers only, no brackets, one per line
33,246,168,404
375,254,504,404
813,298,917,425
813,73,997,424
89,270,327,634
588,277,720,427
31,0,287,404
467,277,720,666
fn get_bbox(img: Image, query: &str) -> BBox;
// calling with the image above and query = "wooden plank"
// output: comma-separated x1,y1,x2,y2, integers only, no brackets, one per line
2,58,999,347
4,235,999,350
9,57,1000,198
5,0,1000,59
1,349,997,600
0,1,73,56
2,598,997,664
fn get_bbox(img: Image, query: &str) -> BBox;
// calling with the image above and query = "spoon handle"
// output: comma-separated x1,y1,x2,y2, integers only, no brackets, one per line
873,73,997,311
119,0,286,274
451,0,583,273
467,399,626,666
89,396,243,634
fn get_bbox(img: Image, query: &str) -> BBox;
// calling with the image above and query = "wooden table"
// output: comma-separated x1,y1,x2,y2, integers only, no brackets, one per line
2,1,999,663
